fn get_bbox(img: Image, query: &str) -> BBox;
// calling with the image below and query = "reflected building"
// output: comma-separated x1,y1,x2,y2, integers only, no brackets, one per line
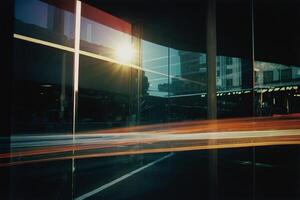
216,56,242,91
158,50,207,95
255,61,300,116
255,62,300,87
172,50,207,95
158,52,243,95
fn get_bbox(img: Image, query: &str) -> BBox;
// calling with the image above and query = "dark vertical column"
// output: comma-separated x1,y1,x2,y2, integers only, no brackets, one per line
207,0,217,120
167,47,170,122
0,1,13,199
132,23,143,125
52,1,66,119
207,1,218,200
132,22,145,166
251,1,256,200
241,59,255,115
60,53,67,123
298,146,300,200
241,0,255,118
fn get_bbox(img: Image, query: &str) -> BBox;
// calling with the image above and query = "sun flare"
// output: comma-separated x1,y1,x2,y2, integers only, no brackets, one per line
115,43,135,64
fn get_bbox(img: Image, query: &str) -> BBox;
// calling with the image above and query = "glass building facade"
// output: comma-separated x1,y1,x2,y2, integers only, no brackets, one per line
1,0,300,199
10,0,300,134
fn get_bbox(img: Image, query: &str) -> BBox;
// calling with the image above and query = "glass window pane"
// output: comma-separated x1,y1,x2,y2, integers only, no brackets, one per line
255,61,300,116
216,0,254,118
77,55,136,132
142,40,168,75
12,39,74,135
140,71,169,124
216,1,254,199
254,0,300,117
14,0,75,47
80,3,136,65
10,39,74,199
169,49,207,121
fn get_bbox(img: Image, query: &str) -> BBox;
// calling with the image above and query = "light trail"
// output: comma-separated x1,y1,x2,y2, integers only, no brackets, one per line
1,115,300,167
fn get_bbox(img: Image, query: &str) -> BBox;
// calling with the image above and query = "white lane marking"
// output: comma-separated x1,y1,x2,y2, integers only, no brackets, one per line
75,153,174,200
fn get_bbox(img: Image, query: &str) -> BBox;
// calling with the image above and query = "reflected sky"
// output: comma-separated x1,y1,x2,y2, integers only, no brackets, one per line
142,40,207,97
81,17,132,56
15,0,74,40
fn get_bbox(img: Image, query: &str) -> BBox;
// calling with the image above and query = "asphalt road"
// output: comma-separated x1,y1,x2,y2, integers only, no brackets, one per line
3,145,300,200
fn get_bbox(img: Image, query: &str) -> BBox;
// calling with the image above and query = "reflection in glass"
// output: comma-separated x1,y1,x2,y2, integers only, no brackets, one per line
146,73,168,97
215,57,254,118
11,38,74,199
7,1,300,200
169,49,207,121
14,0,75,47
12,39,74,135
77,55,138,132
80,3,135,64
216,56,242,92
255,61,300,116
140,42,209,123
170,49,207,94
140,40,169,124
216,0,253,118
140,71,169,124
142,40,168,75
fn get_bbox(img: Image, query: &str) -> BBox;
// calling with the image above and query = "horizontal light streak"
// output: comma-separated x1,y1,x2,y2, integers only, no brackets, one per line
13,33,140,69
1,135,300,167
13,33,74,52
79,50,140,69
4,129,300,158
14,34,299,93
13,33,207,86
